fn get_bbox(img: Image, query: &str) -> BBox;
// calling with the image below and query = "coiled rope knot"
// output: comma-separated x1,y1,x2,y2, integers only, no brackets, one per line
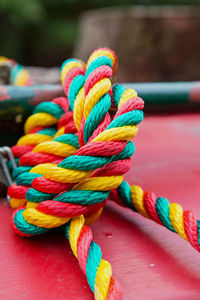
10,48,144,299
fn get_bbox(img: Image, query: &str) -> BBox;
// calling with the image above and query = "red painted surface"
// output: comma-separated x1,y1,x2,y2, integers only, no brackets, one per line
1,113,200,300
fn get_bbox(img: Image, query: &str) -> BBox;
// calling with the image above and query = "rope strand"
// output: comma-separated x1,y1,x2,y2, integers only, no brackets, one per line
110,181,200,252
8,47,199,299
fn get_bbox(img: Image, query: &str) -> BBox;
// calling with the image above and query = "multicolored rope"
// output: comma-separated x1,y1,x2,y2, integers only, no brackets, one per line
110,181,200,252
8,47,200,299
10,48,144,299
0,56,33,86
65,215,122,300
14,49,142,223
8,97,69,208
8,111,78,209
8,59,86,209
9,49,118,213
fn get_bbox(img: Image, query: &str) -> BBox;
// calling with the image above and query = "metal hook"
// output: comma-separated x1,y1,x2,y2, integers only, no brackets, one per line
0,146,15,202
2,146,17,170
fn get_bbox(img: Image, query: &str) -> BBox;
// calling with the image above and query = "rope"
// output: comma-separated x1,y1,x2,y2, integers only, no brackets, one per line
9,97,69,208
110,181,200,252
10,48,143,299
0,57,69,208
7,47,199,299
0,56,33,86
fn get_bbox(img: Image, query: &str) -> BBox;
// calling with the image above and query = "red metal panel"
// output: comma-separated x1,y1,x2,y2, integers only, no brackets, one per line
1,113,200,300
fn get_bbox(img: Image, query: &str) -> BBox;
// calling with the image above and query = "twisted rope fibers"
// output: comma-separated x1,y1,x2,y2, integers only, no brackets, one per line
9,97,69,208
10,49,118,212
1,58,69,208
10,50,118,213
1,57,68,178
7,47,200,298
111,181,200,252
8,60,83,209
13,49,142,223
10,48,144,299
6,49,119,298
9,110,77,209
1,57,68,174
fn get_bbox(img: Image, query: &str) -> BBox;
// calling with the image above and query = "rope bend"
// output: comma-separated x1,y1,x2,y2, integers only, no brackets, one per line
9,97,69,208
1,57,70,208
10,48,143,299
9,47,198,298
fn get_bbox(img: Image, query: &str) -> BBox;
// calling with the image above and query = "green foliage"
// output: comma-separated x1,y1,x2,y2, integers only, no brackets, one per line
0,0,200,66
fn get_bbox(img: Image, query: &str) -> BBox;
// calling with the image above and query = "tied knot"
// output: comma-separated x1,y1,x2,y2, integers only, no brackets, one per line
9,48,144,300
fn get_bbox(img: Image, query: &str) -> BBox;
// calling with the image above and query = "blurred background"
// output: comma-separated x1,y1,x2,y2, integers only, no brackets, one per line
1,0,200,83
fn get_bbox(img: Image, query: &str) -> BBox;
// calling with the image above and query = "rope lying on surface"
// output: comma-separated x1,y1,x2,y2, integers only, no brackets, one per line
7,47,200,299
9,48,144,299
111,181,200,252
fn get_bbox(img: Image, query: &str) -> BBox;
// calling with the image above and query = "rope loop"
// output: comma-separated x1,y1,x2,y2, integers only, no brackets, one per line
9,48,143,299
8,47,200,299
